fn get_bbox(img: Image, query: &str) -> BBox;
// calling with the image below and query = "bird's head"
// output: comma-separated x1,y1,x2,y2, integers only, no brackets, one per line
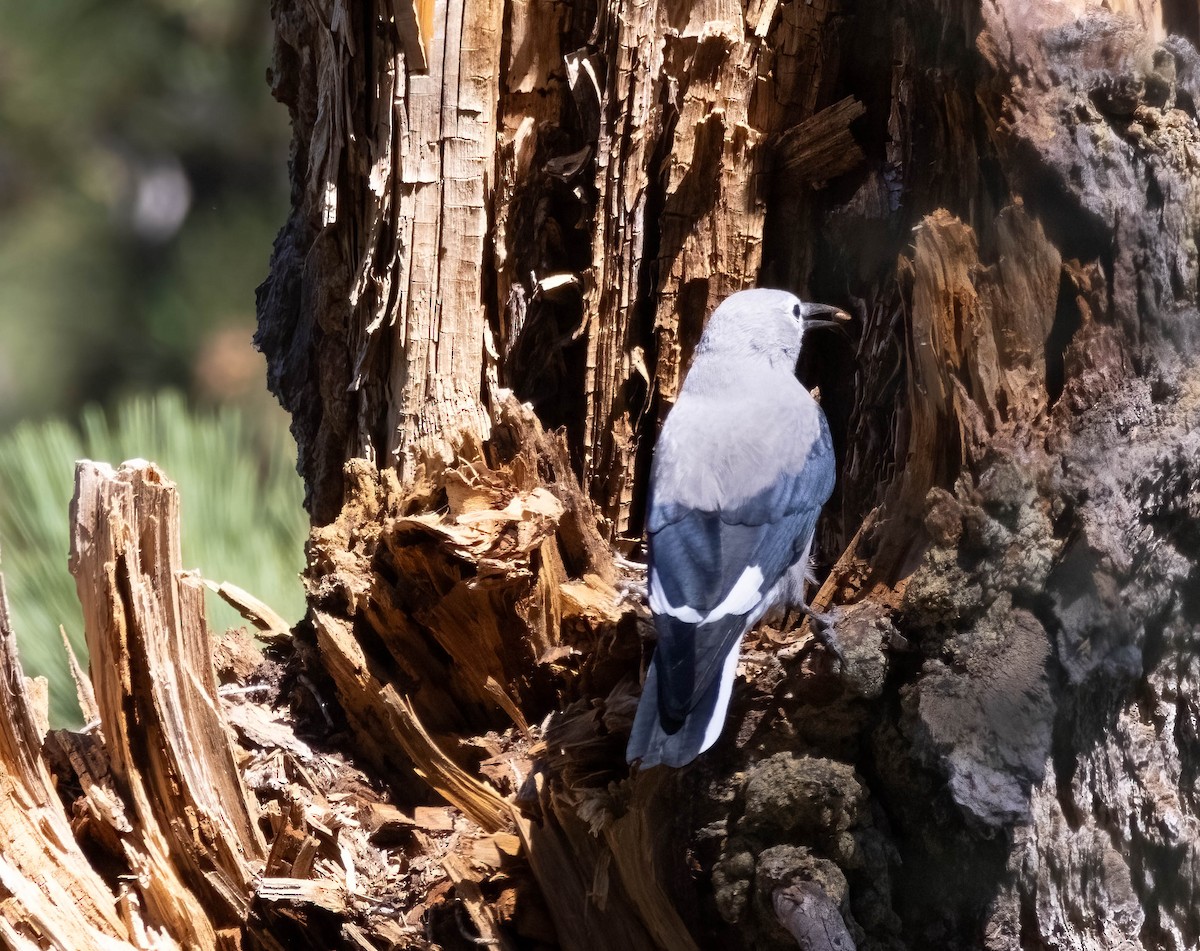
694,288,850,368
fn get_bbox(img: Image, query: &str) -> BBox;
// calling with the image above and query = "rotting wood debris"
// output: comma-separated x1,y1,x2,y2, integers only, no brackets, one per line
0,403,847,950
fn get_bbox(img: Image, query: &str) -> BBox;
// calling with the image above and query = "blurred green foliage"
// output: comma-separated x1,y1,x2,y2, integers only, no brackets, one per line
0,1,301,726
0,391,307,727
0,0,289,425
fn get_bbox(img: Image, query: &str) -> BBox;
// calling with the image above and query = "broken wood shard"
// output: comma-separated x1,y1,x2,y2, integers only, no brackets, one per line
772,97,867,188
206,579,293,642
391,0,432,72
69,460,267,948
0,570,140,949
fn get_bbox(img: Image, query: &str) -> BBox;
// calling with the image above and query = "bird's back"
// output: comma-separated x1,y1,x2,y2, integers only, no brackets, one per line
648,361,823,522
629,357,835,767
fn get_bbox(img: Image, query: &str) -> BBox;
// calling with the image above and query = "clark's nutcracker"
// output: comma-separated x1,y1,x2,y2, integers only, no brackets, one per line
626,289,846,769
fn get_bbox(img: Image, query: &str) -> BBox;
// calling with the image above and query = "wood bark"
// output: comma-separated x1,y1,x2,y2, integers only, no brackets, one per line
0,568,138,950
248,0,1200,941
252,0,1200,947
5,0,1200,949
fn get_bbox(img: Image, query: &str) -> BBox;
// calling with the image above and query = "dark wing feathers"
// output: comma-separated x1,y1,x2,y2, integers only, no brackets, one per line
650,510,819,725
647,415,835,728
628,653,729,767
649,515,761,612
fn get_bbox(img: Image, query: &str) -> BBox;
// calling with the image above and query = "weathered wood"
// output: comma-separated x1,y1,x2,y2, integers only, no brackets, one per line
788,4,1200,948
231,0,1200,947
258,0,504,522
774,97,866,181
6,459,573,950
301,405,636,867
69,461,267,948
260,0,855,539
0,567,147,950
773,883,855,951
8,0,1200,944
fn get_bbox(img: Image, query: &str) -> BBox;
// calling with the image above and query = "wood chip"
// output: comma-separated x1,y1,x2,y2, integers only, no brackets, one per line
413,806,455,831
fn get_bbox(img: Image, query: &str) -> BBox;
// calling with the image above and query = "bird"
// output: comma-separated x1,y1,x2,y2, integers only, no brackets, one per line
626,288,846,769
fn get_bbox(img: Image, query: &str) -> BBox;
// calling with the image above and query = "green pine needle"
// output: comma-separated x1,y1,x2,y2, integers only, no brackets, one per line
0,391,308,727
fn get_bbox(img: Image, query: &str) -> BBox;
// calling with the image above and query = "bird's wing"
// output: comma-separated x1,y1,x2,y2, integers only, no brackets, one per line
646,413,835,726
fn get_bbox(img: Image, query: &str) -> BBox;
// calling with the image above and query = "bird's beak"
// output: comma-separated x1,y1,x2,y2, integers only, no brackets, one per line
800,303,852,332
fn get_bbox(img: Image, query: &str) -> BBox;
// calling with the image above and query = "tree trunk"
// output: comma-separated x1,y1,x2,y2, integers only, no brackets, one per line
3,0,1200,949
251,0,1200,947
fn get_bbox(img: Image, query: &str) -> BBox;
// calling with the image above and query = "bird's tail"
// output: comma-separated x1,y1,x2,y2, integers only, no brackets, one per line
626,641,741,769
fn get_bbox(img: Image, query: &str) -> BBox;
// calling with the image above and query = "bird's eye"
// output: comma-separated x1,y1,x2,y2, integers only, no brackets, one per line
792,303,802,320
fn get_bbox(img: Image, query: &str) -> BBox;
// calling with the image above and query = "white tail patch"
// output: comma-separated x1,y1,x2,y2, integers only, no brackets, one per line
702,566,765,623
649,565,765,625
649,571,703,623
699,634,745,754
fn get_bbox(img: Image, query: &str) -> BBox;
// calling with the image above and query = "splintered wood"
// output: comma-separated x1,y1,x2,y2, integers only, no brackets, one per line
0,570,140,949
813,202,1062,611
0,442,681,948
306,395,636,799
574,0,852,535
261,0,860,538
300,394,738,948
69,462,265,948
0,462,267,949
241,0,1200,946
2,460,566,949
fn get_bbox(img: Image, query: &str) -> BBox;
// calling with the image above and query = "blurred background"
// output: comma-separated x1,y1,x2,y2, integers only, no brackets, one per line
0,1,307,724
